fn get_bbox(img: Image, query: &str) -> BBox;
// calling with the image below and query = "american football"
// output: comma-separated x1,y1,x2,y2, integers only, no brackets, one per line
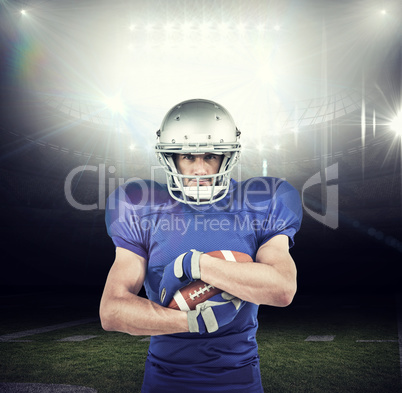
167,250,253,311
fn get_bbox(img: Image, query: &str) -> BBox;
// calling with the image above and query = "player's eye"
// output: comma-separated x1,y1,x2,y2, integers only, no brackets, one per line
205,154,218,160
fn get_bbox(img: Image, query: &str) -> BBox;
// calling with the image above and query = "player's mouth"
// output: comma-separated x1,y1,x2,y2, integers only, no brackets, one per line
186,178,212,187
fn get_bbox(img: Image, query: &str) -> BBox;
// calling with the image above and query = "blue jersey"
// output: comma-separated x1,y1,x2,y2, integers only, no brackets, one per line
105,177,302,392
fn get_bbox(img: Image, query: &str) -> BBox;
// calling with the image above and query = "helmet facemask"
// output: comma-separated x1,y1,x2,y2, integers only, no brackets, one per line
155,99,241,205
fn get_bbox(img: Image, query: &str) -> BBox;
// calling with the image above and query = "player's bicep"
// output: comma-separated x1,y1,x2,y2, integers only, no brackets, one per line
103,247,147,298
256,235,296,275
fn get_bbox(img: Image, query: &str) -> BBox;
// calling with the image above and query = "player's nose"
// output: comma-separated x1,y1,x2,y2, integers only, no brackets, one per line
193,157,208,176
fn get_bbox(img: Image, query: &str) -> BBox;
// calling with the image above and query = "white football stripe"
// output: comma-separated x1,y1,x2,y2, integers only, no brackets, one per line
173,291,190,311
221,250,236,261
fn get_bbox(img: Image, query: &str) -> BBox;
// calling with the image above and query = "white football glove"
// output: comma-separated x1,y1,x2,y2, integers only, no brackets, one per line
187,292,244,334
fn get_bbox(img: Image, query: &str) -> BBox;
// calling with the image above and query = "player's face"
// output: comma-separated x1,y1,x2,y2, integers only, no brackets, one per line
175,153,223,187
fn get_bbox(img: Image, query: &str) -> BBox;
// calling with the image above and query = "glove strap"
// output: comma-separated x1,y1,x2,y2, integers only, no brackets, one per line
190,249,203,279
173,253,187,278
201,307,219,333
187,309,201,333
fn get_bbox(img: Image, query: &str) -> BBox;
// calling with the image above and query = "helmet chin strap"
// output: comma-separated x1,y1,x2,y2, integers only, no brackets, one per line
183,185,226,203
176,174,225,201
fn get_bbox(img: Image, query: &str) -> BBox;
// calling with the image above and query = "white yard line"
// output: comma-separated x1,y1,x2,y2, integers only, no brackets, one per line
0,382,97,392
356,340,398,342
305,335,335,342
57,335,98,342
0,318,98,342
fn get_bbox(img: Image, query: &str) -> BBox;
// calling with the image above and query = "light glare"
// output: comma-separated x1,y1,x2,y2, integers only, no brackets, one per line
200,22,211,34
181,22,192,34
103,95,125,115
390,112,402,136
164,23,174,33
237,23,246,33
219,22,230,33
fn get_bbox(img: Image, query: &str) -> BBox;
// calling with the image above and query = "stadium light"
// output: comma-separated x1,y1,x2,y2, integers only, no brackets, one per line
20,9,27,15
262,159,268,176
237,23,246,34
103,94,125,116
390,111,402,136
200,22,211,35
218,22,230,34
181,22,192,33
164,23,174,33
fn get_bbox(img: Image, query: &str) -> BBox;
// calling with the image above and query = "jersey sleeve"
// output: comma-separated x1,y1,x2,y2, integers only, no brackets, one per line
260,180,302,248
105,183,149,260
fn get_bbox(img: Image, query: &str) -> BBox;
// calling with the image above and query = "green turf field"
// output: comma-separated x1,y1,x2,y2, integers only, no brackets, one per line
0,292,400,392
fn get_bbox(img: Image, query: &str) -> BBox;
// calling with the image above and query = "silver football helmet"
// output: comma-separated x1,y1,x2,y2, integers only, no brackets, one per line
155,99,241,205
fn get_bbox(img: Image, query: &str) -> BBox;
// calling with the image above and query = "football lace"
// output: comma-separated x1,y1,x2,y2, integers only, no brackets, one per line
189,284,214,300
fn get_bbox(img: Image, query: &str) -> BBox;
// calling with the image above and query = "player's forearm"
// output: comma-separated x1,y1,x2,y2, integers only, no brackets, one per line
199,254,297,307
100,293,189,336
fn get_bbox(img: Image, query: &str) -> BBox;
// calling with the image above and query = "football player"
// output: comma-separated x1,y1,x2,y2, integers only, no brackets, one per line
100,99,302,393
